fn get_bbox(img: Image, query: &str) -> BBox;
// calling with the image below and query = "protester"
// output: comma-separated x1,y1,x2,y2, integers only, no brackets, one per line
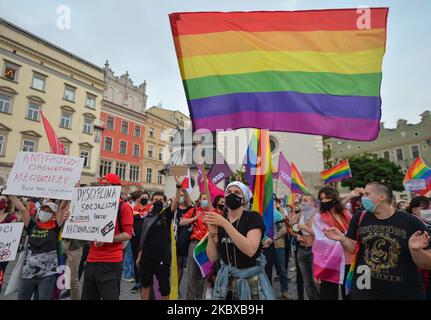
416,201,431,299
0,195,17,293
61,238,86,300
324,182,431,300
136,191,175,300
122,241,135,282
408,196,430,217
9,196,69,300
204,181,275,300
130,191,151,293
180,192,217,300
314,186,352,300
273,199,292,299
397,200,410,211
290,194,319,300
81,173,133,300
170,177,194,293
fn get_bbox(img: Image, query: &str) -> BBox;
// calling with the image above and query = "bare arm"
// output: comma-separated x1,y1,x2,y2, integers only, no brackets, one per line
223,223,262,258
179,211,201,226
409,231,431,269
323,227,357,254
56,200,70,227
9,196,30,227
274,226,287,241
113,232,131,243
206,234,219,263
170,176,183,213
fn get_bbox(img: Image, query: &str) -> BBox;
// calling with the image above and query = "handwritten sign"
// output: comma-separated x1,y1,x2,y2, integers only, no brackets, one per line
168,165,188,176
62,186,122,243
404,179,427,192
3,152,84,200
0,222,24,262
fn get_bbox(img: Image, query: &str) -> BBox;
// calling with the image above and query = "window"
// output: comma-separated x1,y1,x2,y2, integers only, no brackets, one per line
104,137,113,151
116,162,127,180
133,144,140,157
26,102,40,121
130,165,140,182
22,139,36,152
60,112,72,128
0,94,12,113
383,151,390,161
396,148,404,161
147,144,154,158
106,116,114,130
146,168,153,183
3,61,19,81
159,148,163,161
94,130,101,144
31,73,46,91
83,117,93,134
64,85,76,102
0,135,5,155
63,145,69,155
121,121,129,134
120,141,127,154
149,127,155,138
85,94,96,109
411,145,420,159
80,150,90,168
99,160,112,178
158,171,164,185
134,125,141,138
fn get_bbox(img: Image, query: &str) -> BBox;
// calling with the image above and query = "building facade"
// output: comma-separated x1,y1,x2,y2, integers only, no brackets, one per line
0,18,105,185
143,106,189,193
98,62,147,193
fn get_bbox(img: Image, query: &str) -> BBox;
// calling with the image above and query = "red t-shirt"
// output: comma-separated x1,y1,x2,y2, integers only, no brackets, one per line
87,200,134,263
133,203,151,217
182,207,222,241
28,202,37,216
0,213,17,223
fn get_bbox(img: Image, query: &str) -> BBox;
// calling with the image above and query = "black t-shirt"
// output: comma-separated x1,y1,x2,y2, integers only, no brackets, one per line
175,206,193,237
218,210,265,269
346,210,430,300
141,206,174,268
133,214,145,242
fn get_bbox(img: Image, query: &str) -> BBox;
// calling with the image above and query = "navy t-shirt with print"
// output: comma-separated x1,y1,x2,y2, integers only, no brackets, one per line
22,219,60,279
346,210,430,300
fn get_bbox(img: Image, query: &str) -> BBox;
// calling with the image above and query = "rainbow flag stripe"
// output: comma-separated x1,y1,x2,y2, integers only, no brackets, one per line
169,9,389,141
251,130,274,239
404,157,431,183
193,234,213,278
321,160,352,184
291,162,311,195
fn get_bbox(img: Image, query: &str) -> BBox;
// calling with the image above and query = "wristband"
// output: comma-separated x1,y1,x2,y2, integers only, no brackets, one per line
176,184,182,189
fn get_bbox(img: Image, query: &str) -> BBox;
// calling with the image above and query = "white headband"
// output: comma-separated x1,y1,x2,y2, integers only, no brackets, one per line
225,181,252,204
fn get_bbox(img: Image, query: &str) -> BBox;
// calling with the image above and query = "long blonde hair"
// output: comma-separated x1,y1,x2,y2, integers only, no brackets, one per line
181,189,193,207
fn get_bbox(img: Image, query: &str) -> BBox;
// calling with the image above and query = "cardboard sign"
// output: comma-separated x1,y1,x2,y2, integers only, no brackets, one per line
0,222,24,262
62,186,122,243
404,179,427,192
3,152,84,200
168,165,188,176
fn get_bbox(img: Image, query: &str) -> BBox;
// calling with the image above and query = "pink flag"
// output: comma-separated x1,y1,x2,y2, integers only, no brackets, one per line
40,111,65,155
197,165,224,202
277,152,292,189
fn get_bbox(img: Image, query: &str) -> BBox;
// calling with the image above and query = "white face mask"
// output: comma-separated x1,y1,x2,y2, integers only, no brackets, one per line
420,209,431,221
38,210,53,223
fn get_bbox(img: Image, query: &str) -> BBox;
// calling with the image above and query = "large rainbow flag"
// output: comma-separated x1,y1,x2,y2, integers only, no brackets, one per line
321,160,352,184
291,162,311,195
169,9,389,141
251,130,274,239
404,157,431,196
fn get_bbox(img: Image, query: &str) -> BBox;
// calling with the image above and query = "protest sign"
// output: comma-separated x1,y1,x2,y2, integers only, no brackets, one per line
168,165,188,176
3,152,84,200
404,179,427,192
62,186,122,243
0,222,24,262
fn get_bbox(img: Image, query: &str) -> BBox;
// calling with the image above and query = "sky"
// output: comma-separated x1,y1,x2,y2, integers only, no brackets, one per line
0,0,430,128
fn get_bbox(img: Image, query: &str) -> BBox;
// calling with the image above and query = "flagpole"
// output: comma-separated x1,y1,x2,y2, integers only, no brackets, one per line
275,176,280,197
196,140,214,211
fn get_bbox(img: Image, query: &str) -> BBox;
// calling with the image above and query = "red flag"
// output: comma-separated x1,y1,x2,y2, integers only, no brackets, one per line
197,165,224,202
181,168,194,194
40,111,65,155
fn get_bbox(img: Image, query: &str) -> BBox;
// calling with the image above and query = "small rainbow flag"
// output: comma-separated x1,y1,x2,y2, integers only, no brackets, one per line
291,162,311,195
193,234,213,278
404,157,431,195
321,160,352,185
169,9,388,141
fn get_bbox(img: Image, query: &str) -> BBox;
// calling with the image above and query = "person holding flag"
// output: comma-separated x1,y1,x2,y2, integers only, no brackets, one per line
203,181,275,300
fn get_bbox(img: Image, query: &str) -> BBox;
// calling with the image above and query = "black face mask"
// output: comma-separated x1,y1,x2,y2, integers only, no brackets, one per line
140,198,149,206
320,200,336,212
225,193,244,210
218,204,225,211
152,200,164,213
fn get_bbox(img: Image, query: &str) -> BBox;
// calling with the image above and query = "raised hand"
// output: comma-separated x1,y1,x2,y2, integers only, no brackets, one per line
323,227,345,242
409,231,431,251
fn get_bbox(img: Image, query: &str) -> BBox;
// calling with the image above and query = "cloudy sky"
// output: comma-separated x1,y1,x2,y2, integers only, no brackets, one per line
1,0,430,128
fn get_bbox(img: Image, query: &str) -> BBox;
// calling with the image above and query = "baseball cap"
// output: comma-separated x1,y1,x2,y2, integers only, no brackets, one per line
100,173,122,186
41,202,58,213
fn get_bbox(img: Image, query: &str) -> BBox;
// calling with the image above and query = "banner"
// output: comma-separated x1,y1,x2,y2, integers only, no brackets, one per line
0,222,24,262
62,186,122,243
3,152,84,200
278,152,292,189
404,179,427,192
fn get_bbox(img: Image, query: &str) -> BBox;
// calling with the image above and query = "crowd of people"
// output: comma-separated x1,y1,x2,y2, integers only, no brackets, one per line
1,173,431,300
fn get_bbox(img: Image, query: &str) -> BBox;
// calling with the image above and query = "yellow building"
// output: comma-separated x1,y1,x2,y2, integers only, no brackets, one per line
0,18,105,185
143,106,189,192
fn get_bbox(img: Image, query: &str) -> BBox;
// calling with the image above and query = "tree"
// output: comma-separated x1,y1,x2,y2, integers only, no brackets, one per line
341,154,404,191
